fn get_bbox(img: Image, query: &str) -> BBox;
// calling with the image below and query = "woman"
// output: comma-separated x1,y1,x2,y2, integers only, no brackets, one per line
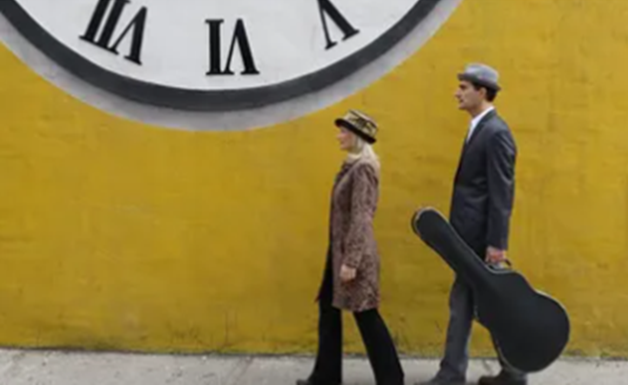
298,110,405,385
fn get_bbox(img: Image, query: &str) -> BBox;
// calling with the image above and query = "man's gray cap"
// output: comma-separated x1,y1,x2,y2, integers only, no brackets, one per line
458,63,501,91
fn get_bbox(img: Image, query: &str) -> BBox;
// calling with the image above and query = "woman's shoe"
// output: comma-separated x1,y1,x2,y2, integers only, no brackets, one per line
296,378,341,385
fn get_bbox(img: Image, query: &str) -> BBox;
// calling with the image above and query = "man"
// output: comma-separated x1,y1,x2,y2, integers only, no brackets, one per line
419,63,525,385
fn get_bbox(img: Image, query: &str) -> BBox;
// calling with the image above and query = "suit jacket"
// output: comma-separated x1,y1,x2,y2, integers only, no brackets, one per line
450,109,517,256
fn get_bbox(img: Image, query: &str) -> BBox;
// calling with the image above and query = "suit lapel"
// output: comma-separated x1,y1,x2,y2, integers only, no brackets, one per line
454,109,497,181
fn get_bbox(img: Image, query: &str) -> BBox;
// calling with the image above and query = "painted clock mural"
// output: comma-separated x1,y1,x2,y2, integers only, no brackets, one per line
0,0,459,129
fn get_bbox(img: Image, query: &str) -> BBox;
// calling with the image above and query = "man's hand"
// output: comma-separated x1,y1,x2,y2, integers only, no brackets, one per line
340,264,357,283
485,246,507,265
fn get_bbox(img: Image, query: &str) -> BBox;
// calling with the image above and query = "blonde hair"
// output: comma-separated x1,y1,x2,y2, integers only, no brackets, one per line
346,135,380,170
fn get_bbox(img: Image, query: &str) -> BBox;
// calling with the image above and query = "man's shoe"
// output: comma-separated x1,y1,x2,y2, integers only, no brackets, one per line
478,371,527,385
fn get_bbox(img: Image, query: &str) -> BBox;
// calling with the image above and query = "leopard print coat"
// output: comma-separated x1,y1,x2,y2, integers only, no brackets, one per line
328,158,381,312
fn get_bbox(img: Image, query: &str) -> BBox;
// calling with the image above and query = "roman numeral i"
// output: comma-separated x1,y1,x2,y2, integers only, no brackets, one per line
80,0,147,65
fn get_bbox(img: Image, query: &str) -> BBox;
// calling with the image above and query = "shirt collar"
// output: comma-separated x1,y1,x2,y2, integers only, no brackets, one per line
470,106,495,131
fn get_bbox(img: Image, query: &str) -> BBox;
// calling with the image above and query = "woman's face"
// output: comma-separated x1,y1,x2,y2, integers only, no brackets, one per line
337,128,355,152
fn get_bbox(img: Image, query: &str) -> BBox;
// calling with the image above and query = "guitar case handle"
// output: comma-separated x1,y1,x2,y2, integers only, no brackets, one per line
488,258,513,271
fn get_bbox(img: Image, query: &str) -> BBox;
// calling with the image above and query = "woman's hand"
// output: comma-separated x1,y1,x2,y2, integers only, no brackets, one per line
340,264,357,283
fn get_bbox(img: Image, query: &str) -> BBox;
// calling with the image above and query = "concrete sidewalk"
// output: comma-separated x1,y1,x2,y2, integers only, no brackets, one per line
0,348,623,385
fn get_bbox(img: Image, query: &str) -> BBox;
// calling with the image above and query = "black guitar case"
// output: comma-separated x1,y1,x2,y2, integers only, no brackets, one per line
411,207,570,373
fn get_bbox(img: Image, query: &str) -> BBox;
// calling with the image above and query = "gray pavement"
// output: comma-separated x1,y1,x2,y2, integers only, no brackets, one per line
0,348,623,385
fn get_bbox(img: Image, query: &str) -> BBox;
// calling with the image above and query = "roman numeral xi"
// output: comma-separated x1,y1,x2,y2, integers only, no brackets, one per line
80,0,147,65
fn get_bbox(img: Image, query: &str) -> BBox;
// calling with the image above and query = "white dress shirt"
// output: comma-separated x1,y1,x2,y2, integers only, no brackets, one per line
466,106,495,142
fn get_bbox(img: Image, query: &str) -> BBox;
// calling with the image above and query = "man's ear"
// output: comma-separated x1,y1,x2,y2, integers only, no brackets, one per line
480,87,488,100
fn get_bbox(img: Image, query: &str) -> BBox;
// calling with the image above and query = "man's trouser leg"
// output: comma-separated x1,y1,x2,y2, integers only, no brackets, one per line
435,276,474,383
492,336,528,381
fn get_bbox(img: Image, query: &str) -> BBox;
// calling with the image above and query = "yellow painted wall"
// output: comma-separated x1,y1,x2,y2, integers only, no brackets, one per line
1,0,628,358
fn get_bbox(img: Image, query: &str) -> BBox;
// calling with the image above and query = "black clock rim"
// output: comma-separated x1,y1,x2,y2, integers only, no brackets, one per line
0,0,443,112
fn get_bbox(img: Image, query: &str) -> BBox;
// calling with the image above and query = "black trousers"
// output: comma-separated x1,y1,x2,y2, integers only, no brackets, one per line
308,255,404,385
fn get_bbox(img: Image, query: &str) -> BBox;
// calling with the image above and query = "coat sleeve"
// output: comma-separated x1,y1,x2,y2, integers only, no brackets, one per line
343,163,378,269
486,128,516,250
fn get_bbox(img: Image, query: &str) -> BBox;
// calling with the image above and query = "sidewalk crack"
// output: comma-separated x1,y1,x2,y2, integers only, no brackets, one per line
224,356,254,385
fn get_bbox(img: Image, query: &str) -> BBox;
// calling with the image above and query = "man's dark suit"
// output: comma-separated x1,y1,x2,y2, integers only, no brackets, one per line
436,108,524,383
450,108,516,256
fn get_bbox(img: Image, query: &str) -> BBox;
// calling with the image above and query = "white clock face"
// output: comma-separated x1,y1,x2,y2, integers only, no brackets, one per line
0,0,460,129
0,0,461,129
16,0,423,89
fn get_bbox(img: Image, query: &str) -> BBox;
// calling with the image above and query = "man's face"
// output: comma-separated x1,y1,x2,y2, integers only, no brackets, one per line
455,80,484,111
